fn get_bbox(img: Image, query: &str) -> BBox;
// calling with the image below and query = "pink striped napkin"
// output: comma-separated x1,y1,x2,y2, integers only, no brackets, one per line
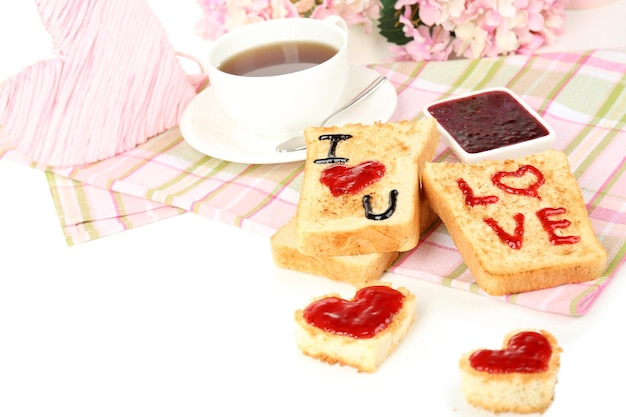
45,172,183,246
1,48,625,316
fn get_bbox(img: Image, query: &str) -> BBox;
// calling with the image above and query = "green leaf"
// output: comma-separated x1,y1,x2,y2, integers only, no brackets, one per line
377,0,412,46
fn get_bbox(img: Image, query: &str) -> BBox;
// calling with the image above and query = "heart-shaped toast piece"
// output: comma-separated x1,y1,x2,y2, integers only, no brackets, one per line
469,330,552,373
320,160,386,197
459,329,562,414
295,285,416,373
302,285,404,338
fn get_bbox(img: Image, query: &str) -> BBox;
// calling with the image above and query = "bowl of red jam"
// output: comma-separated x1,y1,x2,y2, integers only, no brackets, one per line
424,87,555,163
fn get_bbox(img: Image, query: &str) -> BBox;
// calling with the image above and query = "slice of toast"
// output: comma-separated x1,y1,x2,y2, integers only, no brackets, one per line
423,149,607,295
294,284,416,373
271,190,439,285
459,329,562,414
296,119,439,256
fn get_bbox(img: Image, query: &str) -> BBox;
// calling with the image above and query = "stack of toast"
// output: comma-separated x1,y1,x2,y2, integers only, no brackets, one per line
271,119,440,286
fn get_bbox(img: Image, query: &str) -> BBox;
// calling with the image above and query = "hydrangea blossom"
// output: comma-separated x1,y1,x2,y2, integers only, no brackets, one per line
194,0,299,40
392,0,567,60
193,0,567,61
308,0,381,32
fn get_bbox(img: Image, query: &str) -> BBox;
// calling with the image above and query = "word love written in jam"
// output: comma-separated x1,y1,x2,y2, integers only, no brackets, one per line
314,134,397,221
457,164,580,249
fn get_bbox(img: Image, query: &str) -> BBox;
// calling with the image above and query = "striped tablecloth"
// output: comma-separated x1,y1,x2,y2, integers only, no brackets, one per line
1,48,624,316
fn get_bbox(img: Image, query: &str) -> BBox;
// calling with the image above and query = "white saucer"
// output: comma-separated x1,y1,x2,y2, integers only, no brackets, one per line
179,66,398,164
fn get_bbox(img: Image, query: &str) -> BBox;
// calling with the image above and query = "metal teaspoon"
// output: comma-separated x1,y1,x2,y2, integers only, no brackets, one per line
275,75,387,153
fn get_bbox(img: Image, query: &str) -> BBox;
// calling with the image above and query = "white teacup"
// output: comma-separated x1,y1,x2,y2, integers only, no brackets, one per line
206,16,350,140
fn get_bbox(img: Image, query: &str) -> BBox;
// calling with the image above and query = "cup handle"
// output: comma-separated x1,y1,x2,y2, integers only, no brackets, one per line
323,15,348,33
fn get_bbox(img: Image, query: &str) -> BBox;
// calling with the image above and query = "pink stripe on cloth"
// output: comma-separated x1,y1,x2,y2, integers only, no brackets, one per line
2,48,626,316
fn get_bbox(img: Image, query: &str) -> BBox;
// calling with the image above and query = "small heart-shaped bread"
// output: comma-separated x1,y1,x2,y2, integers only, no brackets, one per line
302,285,403,338
459,329,562,414
468,330,552,373
294,284,417,373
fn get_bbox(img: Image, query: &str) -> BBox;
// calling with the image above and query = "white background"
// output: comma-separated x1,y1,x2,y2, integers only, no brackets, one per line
1,1,625,416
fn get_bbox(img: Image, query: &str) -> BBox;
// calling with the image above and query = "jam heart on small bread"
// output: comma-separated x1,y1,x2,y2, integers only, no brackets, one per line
491,164,545,199
459,329,561,413
302,285,404,339
469,331,552,373
320,160,386,197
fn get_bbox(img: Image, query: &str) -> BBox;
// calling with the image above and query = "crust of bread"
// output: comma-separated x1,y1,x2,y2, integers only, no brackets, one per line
294,285,416,373
296,119,439,256
271,191,438,285
422,149,607,295
459,329,562,414
271,217,400,285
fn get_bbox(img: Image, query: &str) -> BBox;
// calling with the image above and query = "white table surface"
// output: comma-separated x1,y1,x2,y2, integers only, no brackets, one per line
1,2,625,416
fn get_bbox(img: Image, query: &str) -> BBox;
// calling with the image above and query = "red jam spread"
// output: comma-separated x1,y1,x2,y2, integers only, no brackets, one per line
320,160,386,197
537,207,581,245
302,286,404,339
456,178,499,206
457,163,579,248
428,90,550,154
491,165,545,199
469,331,552,374
484,213,525,250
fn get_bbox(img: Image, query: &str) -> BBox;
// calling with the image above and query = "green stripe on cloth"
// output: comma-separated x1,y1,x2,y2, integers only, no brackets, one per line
46,171,102,244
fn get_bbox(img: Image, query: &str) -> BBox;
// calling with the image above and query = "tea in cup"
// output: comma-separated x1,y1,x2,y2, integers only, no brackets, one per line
206,16,350,140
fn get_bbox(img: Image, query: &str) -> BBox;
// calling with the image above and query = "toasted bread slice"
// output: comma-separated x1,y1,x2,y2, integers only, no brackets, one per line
423,149,607,295
296,119,439,256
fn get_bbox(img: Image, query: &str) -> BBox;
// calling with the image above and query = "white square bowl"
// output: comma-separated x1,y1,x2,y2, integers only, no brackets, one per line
423,87,555,163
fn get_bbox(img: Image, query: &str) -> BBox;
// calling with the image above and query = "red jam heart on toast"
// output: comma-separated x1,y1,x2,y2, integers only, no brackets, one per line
320,160,386,197
302,286,404,339
469,331,552,373
491,164,545,199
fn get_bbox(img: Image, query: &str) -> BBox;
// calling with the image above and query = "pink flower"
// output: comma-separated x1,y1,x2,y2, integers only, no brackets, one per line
194,0,300,40
194,0,229,40
400,25,453,61
192,0,567,61
310,0,380,32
